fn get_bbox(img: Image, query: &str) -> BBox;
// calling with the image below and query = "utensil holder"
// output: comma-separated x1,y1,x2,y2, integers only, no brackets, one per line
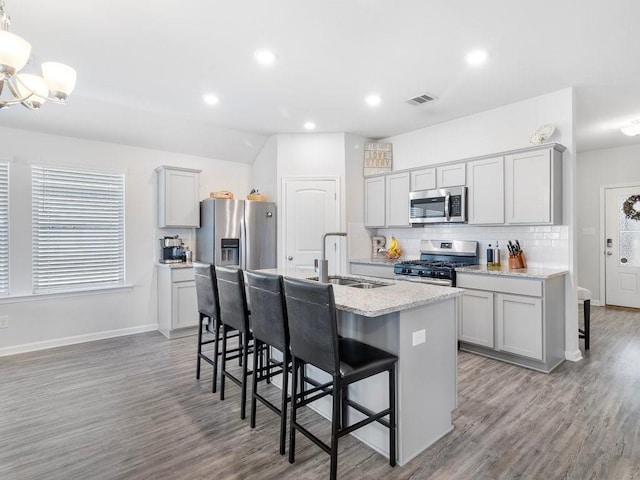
508,252,526,269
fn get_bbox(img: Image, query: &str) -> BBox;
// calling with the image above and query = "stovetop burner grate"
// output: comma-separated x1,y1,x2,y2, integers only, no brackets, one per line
396,260,476,270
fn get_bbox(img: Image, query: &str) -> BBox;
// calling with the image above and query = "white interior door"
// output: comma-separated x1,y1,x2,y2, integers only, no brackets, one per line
283,178,339,273
605,186,640,308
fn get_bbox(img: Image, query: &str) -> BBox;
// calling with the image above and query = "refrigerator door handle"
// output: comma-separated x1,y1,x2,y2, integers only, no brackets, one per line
240,213,247,270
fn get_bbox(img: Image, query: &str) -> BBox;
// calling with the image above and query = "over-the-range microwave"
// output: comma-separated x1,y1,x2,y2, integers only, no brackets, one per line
409,186,467,224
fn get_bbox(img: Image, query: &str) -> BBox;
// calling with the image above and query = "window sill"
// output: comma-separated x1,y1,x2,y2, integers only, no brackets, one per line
0,284,134,304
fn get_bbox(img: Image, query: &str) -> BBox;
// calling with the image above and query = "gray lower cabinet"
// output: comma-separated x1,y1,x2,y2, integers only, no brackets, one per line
349,262,396,279
496,293,542,360
157,266,198,338
457,272,565,372
460,289,494,348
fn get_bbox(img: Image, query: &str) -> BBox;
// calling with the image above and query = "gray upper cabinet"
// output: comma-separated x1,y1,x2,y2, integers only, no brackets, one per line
467,156,505,225
436,163,466,187
157,166,202,228
364,176,386,227
385,172,410,227
505,146,562,225
364,143,564,229
410,167,436,191
364,172,410,228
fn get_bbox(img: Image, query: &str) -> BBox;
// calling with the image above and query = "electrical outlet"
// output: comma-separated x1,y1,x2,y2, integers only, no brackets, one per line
0,315,7,329
412,329,426,346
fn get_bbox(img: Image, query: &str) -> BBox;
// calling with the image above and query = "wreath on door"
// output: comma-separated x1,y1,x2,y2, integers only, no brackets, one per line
623,195,640,220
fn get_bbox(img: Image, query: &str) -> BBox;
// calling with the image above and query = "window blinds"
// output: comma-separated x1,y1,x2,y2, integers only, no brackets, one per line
32,166,125,293
0,162,8,296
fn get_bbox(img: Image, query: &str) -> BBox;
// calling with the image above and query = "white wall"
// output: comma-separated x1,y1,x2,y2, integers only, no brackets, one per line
275,133,348,270
251,135,278,202
577,143,640,303
345,134,373,260
376,88,580,360
0,126,251,354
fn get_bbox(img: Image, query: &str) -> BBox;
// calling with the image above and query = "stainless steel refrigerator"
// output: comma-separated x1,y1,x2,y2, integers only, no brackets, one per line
196,198,277,270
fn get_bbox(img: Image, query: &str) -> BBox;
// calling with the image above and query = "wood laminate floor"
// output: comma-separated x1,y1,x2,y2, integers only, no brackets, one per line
2,305,640,479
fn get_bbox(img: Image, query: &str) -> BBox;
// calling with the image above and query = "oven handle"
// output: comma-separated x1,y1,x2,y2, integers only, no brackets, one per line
444,192,451,220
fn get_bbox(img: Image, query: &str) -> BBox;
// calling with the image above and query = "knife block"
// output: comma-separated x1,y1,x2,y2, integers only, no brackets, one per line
508,252,526,269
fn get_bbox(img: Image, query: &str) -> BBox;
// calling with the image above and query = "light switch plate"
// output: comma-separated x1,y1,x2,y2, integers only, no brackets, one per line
412,329,426,346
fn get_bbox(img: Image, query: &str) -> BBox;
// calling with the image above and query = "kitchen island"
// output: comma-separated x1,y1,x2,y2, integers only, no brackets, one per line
260,267,463,466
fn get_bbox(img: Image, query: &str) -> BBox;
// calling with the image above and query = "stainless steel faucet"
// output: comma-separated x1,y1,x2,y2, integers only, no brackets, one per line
318,232,347,283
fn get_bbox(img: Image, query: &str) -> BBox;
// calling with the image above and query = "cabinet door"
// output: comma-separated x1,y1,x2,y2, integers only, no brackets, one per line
437,163,466,187
495,293,542,360
505,149,551,224
364,177,386,227
467,157,504,224
173,281,198,329
385,172,410,227
460,289,494,348
350,263,396,279
159,168,200,228
410,168,436,191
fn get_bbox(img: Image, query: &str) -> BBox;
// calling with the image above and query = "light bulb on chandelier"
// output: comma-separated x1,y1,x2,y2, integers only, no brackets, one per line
0,0,76,110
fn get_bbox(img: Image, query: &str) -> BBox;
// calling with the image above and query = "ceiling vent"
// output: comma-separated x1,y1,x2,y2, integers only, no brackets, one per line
406,93,436,106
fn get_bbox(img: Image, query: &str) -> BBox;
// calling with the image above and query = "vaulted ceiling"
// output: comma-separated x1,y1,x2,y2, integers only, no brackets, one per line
1,0,639,163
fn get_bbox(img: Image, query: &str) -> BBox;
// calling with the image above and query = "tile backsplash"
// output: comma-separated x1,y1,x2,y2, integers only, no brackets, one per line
375,225,569,269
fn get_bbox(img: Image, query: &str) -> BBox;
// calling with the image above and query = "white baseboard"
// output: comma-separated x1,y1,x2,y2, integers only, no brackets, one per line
565,349,583,362
0,324,159,357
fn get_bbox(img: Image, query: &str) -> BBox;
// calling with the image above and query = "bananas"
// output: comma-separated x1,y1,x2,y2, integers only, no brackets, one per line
386,236,402,259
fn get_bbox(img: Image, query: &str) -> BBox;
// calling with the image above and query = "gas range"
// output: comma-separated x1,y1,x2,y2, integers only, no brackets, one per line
393,240,478,286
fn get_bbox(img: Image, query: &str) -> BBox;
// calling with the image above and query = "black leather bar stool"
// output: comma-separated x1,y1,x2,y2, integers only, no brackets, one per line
283,277,398,480
578,286,591,350
193,263,240,393
215,265,256,419
245,270,292,455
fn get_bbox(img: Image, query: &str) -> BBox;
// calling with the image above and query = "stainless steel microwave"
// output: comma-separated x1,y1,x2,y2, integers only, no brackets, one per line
409,186,467,224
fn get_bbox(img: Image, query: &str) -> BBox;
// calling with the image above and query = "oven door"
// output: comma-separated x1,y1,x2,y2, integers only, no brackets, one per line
409,186,467,224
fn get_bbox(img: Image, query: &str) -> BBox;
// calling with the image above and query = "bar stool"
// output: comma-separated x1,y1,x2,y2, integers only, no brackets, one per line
245,270,291,455
193,263,240,393
215,265,255,419
578,286,591,350
283,277,398,480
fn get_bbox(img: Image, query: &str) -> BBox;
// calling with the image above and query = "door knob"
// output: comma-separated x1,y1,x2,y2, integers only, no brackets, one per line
287,256,293,260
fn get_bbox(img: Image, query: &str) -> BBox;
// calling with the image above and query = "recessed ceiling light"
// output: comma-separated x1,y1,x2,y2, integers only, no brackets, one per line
203,94,219,105
621,120,640,136
254,49,276,66
466,49,488,66
365,94,381,107
304,121,316,130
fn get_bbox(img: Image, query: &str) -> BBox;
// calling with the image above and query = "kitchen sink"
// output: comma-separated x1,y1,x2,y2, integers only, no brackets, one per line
307,275,391,289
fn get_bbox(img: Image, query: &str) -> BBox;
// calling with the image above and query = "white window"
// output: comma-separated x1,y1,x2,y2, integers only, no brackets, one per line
32,166,125,293
0,162,8,296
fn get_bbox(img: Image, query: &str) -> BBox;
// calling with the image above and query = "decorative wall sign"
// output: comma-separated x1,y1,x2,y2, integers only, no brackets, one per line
364,143,392,176
623,194,640,221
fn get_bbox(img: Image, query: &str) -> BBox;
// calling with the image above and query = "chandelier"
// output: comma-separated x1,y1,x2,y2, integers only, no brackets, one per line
0,0,76,110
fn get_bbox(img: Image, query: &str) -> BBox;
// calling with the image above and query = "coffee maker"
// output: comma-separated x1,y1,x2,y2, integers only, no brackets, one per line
159,236,185,263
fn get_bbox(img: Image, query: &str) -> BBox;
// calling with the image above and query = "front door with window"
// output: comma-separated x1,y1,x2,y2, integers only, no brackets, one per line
605,186,640,308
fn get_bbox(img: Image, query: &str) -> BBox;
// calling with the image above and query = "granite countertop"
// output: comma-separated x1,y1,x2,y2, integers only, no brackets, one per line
156,262,193,269
455,265,569,279
259,267,463,317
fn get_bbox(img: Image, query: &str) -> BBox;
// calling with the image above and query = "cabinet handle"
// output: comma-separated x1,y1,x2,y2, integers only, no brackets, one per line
287,256,293,260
